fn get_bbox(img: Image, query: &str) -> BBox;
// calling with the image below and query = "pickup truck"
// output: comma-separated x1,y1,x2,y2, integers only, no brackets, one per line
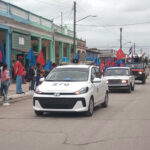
104,67,135,93
125,63,149,84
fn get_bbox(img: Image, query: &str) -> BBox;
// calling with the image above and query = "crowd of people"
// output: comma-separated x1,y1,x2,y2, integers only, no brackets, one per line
0,56,56,106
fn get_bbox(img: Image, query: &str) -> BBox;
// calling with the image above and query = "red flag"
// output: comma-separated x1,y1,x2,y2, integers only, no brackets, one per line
106,58,111,67
111,61,115,67
36,50,45,66
100,61,104,70
0,50,2,62
142,52,145,57
116,48,125,60
120,63,124,67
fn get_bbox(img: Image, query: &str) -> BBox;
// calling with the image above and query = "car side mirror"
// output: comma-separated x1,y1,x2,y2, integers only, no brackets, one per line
92,78,101,83
40,77,45,82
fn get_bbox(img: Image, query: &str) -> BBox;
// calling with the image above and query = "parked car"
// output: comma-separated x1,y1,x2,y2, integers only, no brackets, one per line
125,62,149,84
104,67,135,93
33,65,109,116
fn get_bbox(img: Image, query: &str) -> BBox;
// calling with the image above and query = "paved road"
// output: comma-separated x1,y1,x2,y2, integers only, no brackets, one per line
0,77,150,150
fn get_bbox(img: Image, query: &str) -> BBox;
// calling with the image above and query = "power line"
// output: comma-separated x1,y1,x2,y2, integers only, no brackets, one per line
74,21,150,28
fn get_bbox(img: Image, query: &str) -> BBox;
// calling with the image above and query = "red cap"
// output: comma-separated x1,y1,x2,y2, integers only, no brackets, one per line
18,56,23,59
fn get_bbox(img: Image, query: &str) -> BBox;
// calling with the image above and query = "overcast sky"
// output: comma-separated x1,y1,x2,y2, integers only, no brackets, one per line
4,0,150,55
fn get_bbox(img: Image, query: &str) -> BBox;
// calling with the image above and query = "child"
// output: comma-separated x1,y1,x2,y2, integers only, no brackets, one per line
1,64,10,106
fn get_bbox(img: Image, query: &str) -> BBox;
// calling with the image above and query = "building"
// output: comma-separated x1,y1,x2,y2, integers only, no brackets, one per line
0,0,80,70
87,48,117,61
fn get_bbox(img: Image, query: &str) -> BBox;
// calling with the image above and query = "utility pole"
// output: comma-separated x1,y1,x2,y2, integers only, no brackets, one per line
61,12,63,29
134,43,135,54
73,1,76,54
120,27,122,49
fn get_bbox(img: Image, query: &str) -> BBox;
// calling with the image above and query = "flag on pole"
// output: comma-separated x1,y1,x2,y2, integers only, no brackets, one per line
129,46,133,55
43,61,52,71
36,50,45,66
105,58,112,67
26,48,36,67
94,57,100,66
0,42,6,64
100,61,105,70
111,60,115,67
142,52,145,57
116,48,125,60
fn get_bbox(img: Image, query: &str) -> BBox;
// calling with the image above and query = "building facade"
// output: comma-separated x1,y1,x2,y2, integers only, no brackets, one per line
0,0,78,70
87,48,116,61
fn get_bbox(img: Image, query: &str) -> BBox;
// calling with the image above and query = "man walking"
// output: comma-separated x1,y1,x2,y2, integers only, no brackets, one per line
14,56,24,94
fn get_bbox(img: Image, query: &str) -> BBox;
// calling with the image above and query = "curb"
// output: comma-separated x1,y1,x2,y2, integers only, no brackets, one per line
8,91,34,100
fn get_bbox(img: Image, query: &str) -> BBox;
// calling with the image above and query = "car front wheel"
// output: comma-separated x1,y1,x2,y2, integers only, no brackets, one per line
85,98,94,116
101,91,109,108
131,83,135,91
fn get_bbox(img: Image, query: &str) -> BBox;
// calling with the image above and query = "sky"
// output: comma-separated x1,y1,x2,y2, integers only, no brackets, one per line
4,0,150,56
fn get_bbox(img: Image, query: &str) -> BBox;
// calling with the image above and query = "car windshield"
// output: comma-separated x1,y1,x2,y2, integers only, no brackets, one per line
126,63,144,69
46,68,89,81
105,69,129,76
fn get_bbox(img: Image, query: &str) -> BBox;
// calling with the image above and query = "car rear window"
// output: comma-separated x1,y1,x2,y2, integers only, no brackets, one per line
105,69,129,76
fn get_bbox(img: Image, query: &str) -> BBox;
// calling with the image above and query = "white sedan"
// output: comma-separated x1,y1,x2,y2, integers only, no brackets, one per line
104,67,135,93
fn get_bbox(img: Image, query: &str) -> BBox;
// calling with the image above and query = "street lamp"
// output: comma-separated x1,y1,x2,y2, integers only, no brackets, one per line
73,13,96,55
76,15,97,23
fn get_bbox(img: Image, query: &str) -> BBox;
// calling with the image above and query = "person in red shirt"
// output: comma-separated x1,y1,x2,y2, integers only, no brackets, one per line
14,56,24,94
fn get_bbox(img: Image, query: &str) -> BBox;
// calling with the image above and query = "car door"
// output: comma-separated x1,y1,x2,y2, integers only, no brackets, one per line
91,67,99,104
91,67,102,105
95,67,105,103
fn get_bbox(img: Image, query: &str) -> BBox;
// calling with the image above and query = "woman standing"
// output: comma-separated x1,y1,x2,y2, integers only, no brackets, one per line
1,64,10,106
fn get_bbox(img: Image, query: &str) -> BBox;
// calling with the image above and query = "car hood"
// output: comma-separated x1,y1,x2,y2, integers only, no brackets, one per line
38,81,88,93
104,76,129,80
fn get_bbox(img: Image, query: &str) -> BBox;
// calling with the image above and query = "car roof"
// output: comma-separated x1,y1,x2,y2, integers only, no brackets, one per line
56,64,93,69
106,67,130,70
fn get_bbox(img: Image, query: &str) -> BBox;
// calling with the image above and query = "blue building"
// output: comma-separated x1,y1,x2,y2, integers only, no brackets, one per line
0,0,77,70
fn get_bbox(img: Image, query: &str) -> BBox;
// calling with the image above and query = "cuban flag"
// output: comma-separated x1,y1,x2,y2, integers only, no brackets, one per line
129,46,133,56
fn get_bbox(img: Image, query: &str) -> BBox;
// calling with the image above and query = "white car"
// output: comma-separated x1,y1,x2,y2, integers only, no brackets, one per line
33,65,109,116
104,67,135,93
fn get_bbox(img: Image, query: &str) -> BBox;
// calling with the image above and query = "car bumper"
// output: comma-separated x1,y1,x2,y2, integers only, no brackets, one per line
33,93,90,112
108,84,130,90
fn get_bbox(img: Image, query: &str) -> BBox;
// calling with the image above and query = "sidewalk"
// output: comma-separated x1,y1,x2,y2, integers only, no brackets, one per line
0,82,34,102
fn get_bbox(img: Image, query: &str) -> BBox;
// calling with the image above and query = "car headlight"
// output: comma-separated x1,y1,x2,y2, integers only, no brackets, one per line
106,80,109,84
74,87,89,95
139,71,142,74
35,87,42,94
121,80,128,84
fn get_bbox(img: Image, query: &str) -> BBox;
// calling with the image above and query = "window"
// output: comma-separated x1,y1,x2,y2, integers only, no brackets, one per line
91,68,96,81
46,68,89,82
95,67,102,78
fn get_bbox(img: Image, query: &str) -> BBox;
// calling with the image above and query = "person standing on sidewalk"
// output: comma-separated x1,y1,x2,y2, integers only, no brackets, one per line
0,61,4,96
1,64,10,106
36,63,41,86
14,56,24,94
28,65,36,91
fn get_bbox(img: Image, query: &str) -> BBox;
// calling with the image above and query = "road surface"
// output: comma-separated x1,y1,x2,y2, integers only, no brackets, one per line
0,78,150,150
